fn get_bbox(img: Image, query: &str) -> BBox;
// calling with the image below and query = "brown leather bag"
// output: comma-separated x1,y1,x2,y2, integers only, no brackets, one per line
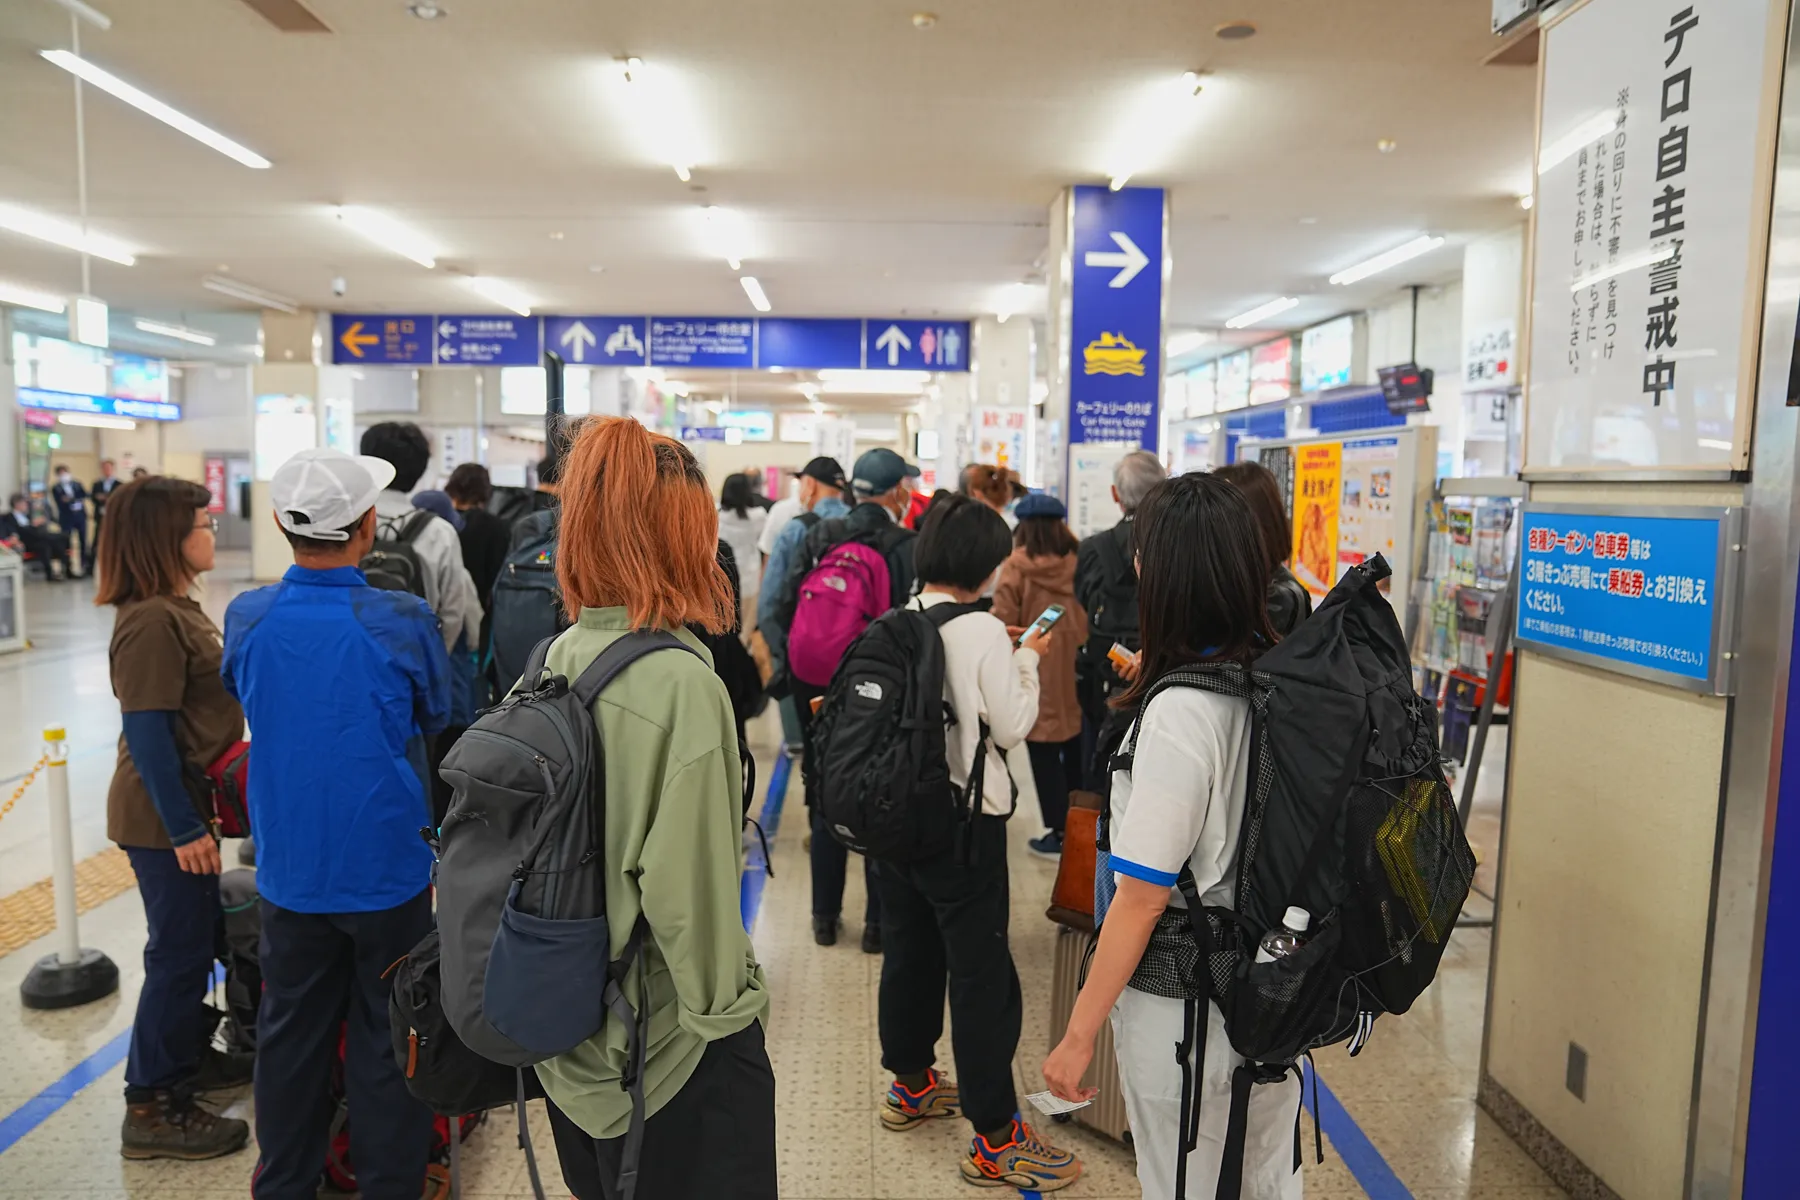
1046,790,1103,933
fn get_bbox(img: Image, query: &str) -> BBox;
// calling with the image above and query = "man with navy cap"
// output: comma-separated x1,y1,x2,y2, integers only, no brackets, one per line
765,447,920,951
222,447,447,1200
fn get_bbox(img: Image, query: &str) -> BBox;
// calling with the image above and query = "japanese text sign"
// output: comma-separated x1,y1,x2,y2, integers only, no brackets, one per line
649,318,756,368
1515,503,1742,693
332,313,432,365
434,315,540,366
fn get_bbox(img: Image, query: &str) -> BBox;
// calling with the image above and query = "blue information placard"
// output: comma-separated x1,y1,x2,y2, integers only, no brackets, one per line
434,315,540,366
18,386,181,422
649,318,756,368
1069,185,1164,450
758,318,865,370
678,426,728,442
331,313,433,365
544,316,646,367
866,320,970,371
1514,504,1743,694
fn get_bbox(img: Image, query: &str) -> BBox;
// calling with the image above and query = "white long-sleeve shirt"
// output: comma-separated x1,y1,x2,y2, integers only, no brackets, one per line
911,591,1040,816
374,491,482,654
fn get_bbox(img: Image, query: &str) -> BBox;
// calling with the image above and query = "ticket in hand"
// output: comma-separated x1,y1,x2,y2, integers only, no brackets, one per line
1024,1089,1093,1116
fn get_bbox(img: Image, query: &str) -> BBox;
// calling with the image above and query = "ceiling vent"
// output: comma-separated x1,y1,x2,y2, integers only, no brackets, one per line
238,0,331,33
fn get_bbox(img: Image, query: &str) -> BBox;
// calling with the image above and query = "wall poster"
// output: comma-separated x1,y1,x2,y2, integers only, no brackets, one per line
1291,441,1343,597
975,407,1028,470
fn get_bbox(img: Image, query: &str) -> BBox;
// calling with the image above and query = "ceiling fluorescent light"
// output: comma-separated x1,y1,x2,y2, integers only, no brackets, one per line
1105,70,1208,198
201,274,298,313
336,206,438,268
58,412,136,430
739,275,771,313
1224,297,1300,329
466,276,532,316
1108,173,1131,192
41,51,270,169
0,281,68,313
1328,235,1446,286
134,318,216,345
1166,329,1215,357
1539,111,1622,177
613,56,699,184
704,206,747,270
49,0,112,29
0,203,135,264
994,282,1035,322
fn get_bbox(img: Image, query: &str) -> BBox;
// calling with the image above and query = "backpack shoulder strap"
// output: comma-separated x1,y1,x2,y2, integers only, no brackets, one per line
796,510,823,530
520,635,559,688
921,600,985,629
570,630,703,707
397,509,435,545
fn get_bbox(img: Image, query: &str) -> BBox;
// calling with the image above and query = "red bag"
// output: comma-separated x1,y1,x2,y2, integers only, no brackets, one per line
203,742,251,839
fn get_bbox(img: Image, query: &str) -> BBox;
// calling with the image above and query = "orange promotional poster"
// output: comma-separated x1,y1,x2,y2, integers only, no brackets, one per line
1291,440,1342,599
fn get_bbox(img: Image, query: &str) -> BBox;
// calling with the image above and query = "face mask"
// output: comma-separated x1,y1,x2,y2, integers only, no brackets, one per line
56,473,69,483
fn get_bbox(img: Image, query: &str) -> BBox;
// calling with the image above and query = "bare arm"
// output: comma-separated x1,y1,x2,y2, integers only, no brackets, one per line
1042,875,1167,1101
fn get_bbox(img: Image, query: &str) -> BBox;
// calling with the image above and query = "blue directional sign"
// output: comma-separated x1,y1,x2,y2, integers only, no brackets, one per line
545,316,646,367
758,318,864,370
331,313,432,365
1069,185,1164,449
1515,504,1743,694
679,426,728,442
434,315,540,366
649,318,756,368
18,385,181,422
866,320,970,372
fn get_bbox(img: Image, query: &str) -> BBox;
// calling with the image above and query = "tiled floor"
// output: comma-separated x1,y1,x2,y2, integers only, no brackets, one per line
0,563,1565,1199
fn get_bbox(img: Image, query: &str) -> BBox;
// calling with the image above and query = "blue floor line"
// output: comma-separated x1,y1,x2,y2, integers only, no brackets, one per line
1306,1061,1415,1200
0,1028,131,1156
739,747,792,935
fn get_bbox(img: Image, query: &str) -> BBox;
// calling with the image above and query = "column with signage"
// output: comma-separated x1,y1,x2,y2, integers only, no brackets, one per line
1045,185,1168,507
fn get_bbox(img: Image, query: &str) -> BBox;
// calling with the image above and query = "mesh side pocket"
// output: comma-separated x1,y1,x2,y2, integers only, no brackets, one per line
1341,767,1475,1014
1221,920,1345,1063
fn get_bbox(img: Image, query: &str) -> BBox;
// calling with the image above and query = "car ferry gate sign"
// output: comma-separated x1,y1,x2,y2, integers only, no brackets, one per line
1069,184,1166,452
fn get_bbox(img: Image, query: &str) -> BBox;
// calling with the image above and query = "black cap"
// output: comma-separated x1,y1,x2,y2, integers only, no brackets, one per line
791,456,847,490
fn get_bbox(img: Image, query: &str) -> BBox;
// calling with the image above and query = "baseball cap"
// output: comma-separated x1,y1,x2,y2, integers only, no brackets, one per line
790,456,847,490
270,448,396,542
851,448,910,497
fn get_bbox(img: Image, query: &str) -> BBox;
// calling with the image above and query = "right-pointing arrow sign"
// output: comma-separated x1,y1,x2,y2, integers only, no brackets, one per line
1084,231,1149,289
874,323,913,367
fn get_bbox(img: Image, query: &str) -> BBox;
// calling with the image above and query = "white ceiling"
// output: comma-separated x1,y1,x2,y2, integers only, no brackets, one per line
0,0,1537,342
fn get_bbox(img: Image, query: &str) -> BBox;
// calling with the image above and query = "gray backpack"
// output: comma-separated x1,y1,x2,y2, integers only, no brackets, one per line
433,629,699,1199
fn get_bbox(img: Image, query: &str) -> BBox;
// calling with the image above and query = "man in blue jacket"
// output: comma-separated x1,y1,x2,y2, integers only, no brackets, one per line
222,448,450,1200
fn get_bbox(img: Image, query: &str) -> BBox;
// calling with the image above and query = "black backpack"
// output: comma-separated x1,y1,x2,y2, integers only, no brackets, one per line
1115,556,1474,1199
361,510,434,596
488,510,565,692
429,630,701,1200
810,602,988,863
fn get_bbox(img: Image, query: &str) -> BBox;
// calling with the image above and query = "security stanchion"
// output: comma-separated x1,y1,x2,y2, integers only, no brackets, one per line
21,725,119,1010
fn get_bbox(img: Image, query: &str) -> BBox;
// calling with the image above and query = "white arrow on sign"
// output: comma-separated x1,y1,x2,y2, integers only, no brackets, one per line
439,343,457,358
874,323,913,367
1084,231,1149,289
438,320,457,338
560,320,597,363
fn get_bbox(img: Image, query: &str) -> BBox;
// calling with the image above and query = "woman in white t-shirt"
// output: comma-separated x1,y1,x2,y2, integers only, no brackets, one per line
1041,472,1300,1200
717,473,768,624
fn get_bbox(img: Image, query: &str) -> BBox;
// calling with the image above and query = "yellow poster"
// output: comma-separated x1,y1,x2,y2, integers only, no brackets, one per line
1291,440,1342,599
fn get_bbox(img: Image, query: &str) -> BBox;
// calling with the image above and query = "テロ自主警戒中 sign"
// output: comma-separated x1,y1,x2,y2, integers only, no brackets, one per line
1513,503,1742,694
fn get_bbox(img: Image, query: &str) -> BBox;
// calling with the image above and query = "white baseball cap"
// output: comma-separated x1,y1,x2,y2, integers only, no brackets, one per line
270,448,396,542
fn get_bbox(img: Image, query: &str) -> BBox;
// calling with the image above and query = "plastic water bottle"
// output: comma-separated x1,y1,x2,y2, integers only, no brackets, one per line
1254,906,1312,964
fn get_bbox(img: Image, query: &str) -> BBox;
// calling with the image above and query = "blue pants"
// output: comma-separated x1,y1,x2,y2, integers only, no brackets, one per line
123,846,221,1097
252,890,433,1200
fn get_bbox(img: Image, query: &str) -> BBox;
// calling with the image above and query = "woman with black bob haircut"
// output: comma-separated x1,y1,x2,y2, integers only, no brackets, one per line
1042,473,1298,1199
873,494,1084,1191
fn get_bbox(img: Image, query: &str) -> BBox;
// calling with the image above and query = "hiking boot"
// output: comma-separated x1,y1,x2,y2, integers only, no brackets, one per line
121,1091,250,1161
961,1115,1081,1190
860,922,882,955
881,1068,961,1131
812,917,839,946
189,1047,255,1095
1028,831,1064,858
421,1162,452,1200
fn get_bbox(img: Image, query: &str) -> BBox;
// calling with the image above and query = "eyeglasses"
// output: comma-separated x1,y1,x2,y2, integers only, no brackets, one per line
194,516,218,534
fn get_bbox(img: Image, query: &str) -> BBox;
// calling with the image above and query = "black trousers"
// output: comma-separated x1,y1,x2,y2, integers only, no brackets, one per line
545,1021,778,1200
793,678,880,926
18,527,71,577
1026,735,1083,835
122,846,221,1095
874,815,1022,1134
252,890,434,1200
55,506,87,570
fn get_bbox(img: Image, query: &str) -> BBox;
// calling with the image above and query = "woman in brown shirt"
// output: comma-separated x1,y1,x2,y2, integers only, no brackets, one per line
97,478,251,1161
991,493,1089,858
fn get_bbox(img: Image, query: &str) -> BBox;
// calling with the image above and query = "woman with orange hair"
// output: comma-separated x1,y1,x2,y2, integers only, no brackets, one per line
532,418,775,1199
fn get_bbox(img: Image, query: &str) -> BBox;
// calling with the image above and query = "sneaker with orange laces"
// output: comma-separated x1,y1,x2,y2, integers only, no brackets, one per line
881,1068,962,1131
961,1114,1082,1191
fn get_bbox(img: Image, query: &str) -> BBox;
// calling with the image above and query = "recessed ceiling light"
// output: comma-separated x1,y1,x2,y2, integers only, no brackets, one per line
548,231,564,241
1215,20,1257,39
912,12,938,28
1518,194,1535,211
1377,138,1398,154
1299,216,1319,225
588,264,605,273
408,3,445,18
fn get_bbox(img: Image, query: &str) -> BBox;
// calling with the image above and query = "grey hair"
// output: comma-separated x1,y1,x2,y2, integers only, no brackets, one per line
1113,450,1167,513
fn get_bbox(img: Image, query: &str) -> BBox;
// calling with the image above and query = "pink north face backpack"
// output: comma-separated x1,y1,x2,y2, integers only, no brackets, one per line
788,539,892,688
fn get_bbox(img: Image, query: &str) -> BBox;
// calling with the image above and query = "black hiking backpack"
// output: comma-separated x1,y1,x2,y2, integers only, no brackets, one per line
426,629,701,1200
487,510,565,691
361,510,434,596
810,602,991,863
1114,556,1474,1199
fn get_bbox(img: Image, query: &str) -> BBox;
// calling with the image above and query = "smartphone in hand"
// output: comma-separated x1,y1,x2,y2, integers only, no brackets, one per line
1018,604,1066,645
